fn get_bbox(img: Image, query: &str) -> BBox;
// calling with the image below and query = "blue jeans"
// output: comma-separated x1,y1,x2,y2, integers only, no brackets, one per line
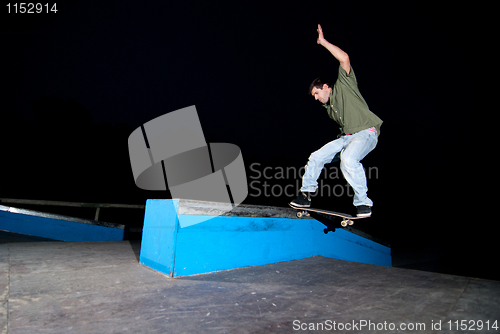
300,129,378,207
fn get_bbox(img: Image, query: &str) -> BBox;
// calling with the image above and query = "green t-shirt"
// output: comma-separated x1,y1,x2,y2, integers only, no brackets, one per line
323,66,383,136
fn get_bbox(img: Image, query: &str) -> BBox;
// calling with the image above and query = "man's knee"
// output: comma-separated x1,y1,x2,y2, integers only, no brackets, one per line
340,155,359,171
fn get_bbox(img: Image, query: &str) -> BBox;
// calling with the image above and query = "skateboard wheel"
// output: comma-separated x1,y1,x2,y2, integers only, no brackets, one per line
296,212,302,218
341,220,347,227
348,220,354,226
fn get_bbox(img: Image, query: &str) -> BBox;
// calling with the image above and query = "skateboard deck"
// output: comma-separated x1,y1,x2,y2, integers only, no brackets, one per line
289,203,368,230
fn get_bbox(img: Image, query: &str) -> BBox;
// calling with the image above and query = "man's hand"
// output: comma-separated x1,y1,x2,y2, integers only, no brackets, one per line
317,24,326,45
316,24,350,74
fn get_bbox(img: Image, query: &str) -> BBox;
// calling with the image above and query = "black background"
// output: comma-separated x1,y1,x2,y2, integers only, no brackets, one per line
2,1,495,279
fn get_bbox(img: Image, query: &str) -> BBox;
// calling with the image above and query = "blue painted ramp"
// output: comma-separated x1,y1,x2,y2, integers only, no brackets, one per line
140,199,391,277
0,205,125,242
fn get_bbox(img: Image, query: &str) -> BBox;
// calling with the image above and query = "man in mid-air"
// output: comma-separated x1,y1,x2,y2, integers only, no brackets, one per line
290,24,383,217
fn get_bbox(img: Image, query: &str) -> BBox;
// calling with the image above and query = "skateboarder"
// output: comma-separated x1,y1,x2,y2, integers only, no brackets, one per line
291,24,383,217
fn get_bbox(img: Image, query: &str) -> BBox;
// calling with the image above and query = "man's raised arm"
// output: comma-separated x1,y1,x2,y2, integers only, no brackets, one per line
316,24,351,74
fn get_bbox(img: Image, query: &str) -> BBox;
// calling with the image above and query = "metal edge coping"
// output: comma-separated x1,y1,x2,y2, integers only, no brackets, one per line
0,204,125,229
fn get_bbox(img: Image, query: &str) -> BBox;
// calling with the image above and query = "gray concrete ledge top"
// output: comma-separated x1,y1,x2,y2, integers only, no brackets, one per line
177,199,302,219
0,205,125,229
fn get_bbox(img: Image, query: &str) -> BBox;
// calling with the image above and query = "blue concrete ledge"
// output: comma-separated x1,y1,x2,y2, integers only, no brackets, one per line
140,199,391,277
0,205,125,242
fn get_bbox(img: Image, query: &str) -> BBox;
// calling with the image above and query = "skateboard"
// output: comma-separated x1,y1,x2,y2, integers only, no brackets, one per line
289,203,368,229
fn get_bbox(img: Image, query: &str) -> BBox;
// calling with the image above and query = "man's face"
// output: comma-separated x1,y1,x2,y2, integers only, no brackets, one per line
311,84,331,104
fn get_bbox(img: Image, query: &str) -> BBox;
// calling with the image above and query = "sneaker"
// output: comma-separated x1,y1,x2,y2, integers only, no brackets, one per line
290,192,312,208
356,205,372,217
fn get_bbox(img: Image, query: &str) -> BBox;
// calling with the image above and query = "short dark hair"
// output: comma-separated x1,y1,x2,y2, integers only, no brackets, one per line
308,76,332,95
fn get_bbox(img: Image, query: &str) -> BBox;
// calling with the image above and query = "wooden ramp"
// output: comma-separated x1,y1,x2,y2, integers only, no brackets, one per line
139,199,391,278
0,204,125,242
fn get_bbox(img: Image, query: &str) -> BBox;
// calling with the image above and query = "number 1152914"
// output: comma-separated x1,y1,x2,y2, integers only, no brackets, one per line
7,3,58,14
447,320,498,331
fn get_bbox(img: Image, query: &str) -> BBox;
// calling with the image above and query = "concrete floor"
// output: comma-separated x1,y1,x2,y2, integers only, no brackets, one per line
1,238,499,334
